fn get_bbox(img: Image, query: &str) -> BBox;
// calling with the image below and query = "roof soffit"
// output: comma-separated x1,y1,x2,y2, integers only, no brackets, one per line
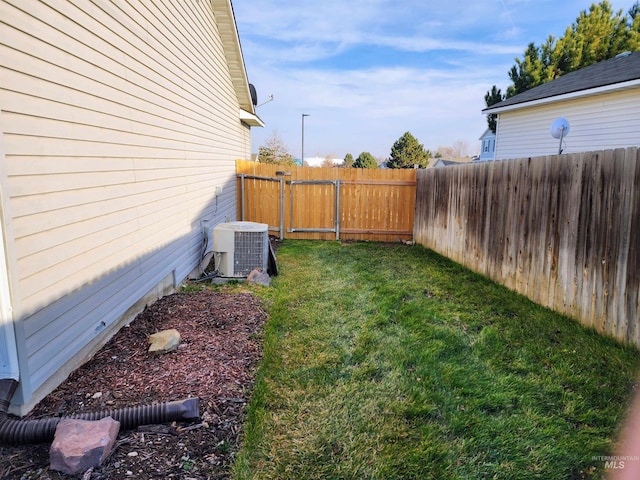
210,0,255,114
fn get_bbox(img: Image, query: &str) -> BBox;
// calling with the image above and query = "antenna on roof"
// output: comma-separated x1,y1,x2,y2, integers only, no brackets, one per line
257,94,274,108
550,117,570,155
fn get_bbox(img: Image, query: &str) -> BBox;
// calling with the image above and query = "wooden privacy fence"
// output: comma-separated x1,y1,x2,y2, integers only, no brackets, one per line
236,160,416,242
414,148,640,347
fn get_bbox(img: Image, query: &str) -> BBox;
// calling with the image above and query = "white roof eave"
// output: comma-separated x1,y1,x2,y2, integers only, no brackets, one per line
240,109,265,127
211,0,255,114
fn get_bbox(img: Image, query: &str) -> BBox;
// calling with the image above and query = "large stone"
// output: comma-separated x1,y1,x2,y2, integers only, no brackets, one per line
247,268,271,287
50,417,120,475
148,328,181,354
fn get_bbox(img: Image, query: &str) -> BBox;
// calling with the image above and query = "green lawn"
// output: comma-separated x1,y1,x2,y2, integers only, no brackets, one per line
233,241,640,480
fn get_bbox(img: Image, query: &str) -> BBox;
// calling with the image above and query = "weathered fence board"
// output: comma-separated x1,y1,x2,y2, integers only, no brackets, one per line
414,148,640,347
236,161,416,242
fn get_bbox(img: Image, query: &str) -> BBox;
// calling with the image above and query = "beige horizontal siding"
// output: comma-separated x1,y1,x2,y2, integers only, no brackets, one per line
495,89,640,160
1,0,250,407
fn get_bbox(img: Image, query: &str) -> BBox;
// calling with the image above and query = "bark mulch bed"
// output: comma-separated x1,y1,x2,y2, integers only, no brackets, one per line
0,289,266,480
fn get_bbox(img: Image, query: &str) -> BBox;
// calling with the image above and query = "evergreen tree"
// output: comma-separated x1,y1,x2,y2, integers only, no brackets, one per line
353,152,378,169
552,1,636,75
507,42,542,97
506,38,558,97
484,86,504,133
343,153,354,168
630,2,640,44
501,1,639,99
387,132,430,168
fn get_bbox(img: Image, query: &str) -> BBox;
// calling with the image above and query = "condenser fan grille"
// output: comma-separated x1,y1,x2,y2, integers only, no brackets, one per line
213,221,269,278
233,231,268,276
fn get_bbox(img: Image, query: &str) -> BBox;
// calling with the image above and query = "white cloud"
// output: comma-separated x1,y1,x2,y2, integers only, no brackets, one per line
250,62,502,158
234,0,637,158
369,35,523,55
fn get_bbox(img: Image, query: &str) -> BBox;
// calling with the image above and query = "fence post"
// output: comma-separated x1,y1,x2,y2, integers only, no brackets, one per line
289,180,294,234
279,177,284,239
336,179,341,240
240,174,245,221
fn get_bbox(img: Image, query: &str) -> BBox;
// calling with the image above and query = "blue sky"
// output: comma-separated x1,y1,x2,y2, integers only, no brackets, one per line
233,0,638,160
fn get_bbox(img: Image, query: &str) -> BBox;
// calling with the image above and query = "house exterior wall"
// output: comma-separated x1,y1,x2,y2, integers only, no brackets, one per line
479,130,495,161
0,0,251,414
494,88,640,160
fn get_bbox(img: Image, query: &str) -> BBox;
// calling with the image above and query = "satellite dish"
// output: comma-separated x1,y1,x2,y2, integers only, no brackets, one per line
249,83,258,106
550,117,570,154
550,117,570,139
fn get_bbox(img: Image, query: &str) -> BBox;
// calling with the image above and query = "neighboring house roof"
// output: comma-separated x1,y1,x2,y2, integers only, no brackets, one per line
483,51,640,114
211,0,264,126
432,159,465,167
479,128,495,140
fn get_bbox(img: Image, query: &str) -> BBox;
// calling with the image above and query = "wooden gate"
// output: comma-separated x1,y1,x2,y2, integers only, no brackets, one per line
236,160,416,241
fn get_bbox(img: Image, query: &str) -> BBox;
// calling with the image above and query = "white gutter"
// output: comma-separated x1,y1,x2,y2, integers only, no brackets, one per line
484,79,640,114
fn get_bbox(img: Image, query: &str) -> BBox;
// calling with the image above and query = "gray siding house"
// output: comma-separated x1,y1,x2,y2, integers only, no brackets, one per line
483,51,640,160
0,0,262,414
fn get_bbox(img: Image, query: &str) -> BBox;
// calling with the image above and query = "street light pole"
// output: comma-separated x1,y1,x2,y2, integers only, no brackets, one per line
302,113,309,165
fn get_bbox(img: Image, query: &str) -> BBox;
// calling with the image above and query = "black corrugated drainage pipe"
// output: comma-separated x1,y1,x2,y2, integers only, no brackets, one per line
0,379,199,445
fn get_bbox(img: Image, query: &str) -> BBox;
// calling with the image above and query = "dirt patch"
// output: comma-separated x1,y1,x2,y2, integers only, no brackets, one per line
0,289,266,479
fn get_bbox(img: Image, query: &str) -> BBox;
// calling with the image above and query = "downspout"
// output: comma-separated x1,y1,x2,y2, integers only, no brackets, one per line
0,379,199,445
0,122,20,388
0,205,20,388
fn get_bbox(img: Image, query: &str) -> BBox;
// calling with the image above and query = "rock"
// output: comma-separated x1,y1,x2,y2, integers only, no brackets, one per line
247,268,271,287
50,417,120,475
148,329,181,354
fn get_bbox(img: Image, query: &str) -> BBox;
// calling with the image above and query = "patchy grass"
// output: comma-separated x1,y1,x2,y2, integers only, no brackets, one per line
233,241,640,480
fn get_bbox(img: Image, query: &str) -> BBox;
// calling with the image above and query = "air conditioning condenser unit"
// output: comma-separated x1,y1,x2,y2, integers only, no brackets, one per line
213,221,269,277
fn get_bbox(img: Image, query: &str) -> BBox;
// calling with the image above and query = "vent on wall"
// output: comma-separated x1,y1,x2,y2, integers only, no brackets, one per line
213,222,269,277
